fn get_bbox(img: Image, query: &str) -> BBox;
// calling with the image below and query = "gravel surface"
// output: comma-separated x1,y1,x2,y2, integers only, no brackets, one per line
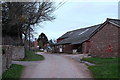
13,53,92,78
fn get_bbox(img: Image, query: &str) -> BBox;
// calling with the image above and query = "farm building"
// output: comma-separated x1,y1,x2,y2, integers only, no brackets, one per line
56,18,120,57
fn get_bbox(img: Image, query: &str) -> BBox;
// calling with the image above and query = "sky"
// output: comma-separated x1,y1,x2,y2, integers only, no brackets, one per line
34,0,119,41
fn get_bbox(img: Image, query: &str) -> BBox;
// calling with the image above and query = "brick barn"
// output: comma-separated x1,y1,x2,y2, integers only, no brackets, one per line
56,18,120,57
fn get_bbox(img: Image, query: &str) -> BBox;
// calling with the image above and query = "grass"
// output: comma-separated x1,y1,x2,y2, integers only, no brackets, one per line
82,57,120,79
20,51,44,61
2,64,24,80
2,51,44,80
82,57,119,64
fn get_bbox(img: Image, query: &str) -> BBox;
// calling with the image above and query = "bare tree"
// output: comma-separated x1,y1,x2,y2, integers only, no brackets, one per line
21,2,55,51
2,0,67,57
2,1,55,56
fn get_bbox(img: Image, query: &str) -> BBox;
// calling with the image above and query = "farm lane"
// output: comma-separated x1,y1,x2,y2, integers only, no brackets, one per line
13,52,92,78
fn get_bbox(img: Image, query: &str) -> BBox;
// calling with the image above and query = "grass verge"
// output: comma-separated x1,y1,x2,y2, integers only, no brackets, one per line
2,64,24,80
82,57,120,79
20,51,44,61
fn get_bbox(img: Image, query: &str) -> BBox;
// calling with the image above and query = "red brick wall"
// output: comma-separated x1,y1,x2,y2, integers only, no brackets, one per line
63,44,74,53
119,28,120,57
55,44,83,54
87,22,119,57
54,44,73,53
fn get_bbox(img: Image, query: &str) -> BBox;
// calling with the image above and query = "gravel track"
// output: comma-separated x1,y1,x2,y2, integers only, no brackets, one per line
13,53,92,78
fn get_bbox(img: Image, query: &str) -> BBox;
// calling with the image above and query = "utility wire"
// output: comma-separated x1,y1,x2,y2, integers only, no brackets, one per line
55,0,68,11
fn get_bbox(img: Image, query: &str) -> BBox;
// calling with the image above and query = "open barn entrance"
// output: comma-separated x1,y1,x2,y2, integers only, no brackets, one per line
73,44,82,54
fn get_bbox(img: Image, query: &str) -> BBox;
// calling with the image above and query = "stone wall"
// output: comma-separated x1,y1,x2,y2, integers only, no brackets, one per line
12,46,25,60
0,45,2,77
2,45,12,73
2,45,25,73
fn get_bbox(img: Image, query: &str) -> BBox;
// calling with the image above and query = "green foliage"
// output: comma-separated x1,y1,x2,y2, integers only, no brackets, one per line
20,51,44,61
2,64,24,80
38,40,44,49
37,33,48,49
82,57,120,78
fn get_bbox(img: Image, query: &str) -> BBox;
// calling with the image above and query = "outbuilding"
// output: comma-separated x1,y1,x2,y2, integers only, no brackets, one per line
56,18,120,57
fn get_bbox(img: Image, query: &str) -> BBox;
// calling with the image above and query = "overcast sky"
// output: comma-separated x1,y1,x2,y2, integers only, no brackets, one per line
34,0,119,40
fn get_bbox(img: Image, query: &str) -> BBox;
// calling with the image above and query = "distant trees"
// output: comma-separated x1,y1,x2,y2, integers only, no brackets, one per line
37,33,48,49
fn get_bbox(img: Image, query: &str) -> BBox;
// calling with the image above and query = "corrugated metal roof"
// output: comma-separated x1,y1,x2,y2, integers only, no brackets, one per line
108,18,120,27
57,24,101,45
57,18,120,45
57,28,87,39
57,31,72,39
